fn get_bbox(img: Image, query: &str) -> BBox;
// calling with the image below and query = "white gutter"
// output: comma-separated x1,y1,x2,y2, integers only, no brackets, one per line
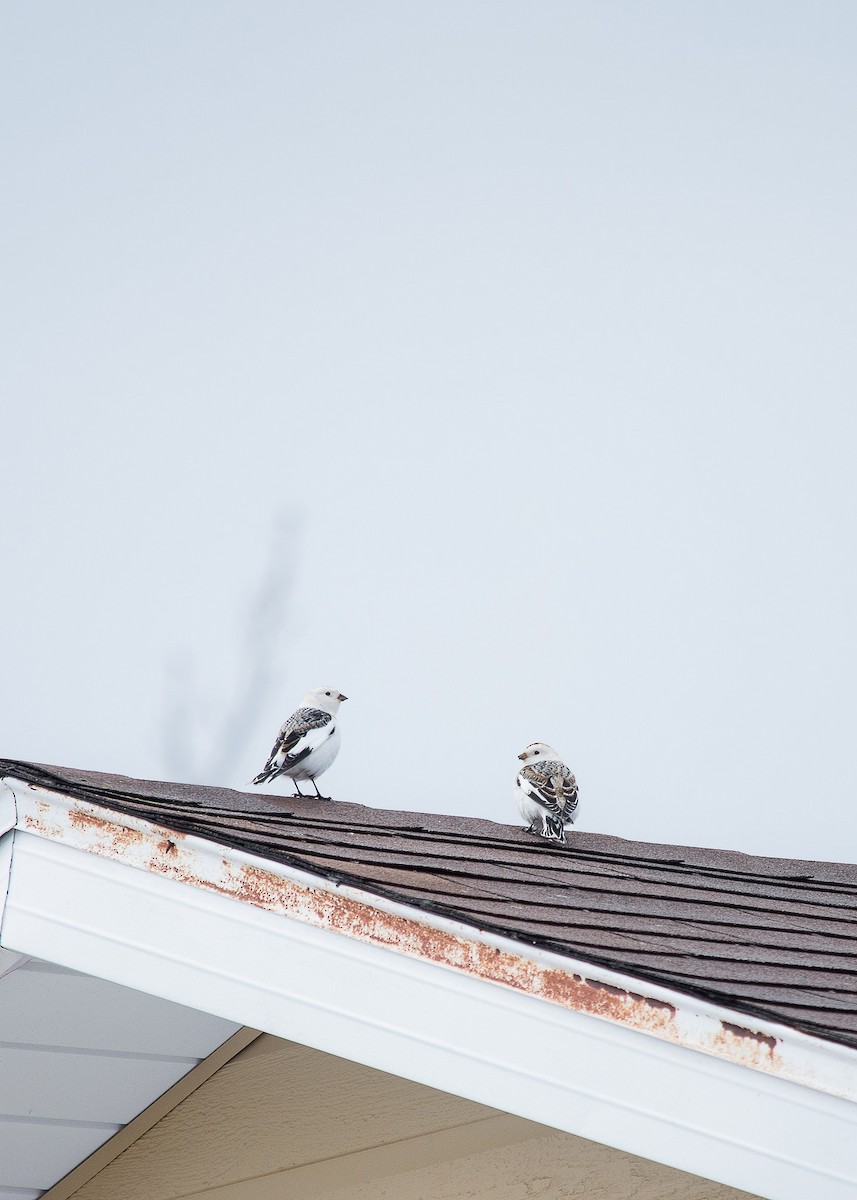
2,776,857,1200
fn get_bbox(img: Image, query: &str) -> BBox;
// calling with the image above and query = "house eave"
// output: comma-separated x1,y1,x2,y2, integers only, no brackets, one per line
7,776,855,1102
2,775,857,1200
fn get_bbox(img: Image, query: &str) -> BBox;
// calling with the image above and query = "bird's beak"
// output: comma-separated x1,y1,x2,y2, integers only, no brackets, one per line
517,751,528,761
338,693,348,702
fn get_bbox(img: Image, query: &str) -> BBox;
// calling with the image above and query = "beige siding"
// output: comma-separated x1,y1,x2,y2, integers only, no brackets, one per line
69,1035,759,1200
292,1130,761,1200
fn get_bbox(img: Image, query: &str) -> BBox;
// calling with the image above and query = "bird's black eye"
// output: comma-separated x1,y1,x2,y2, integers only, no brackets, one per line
325,691,331,696
533,749,539,755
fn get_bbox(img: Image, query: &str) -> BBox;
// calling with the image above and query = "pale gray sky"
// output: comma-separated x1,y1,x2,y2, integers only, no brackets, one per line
3,2,857,860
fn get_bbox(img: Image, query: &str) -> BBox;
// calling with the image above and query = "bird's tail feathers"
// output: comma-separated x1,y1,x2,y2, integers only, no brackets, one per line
251,768,275,787
542,814,567,843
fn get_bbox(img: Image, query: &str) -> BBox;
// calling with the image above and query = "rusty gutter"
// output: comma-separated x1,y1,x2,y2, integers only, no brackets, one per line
5,776,857,1105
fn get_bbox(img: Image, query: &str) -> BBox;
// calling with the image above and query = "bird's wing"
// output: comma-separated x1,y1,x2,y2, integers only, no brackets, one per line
520,760,577,819
559,768,579,821
257,708,333,778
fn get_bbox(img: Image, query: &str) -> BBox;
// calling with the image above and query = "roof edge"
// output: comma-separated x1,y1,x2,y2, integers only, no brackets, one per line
5,757,856,880
5,774,857,1106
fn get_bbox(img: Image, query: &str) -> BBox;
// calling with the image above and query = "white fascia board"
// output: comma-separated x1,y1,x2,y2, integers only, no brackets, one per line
0,783,15,838
2,781,857,1200
0,780,16,852
0,782,18,966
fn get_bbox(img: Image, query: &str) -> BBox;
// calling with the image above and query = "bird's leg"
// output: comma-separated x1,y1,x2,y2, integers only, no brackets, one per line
293,782,306,797
311,778,332,801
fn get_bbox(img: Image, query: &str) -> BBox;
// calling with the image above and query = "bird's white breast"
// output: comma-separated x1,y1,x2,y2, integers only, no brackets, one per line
515,776,545,824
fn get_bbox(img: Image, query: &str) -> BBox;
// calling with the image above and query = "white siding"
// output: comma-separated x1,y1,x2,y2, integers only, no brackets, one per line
0,959,238,1196
0,962,235,1056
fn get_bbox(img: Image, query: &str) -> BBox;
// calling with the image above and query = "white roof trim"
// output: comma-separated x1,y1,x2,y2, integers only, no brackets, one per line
0,782,17,969
2,776,857,1200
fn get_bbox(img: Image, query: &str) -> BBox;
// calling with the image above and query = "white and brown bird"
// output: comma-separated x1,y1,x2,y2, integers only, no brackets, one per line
252,687,347,799
515,742,579,842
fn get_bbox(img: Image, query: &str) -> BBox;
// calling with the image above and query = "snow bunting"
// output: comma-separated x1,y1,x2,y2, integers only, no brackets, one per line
515,742,579,843
252,687,347,799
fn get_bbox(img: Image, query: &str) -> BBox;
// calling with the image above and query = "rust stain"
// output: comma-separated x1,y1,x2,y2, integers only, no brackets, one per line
719,1020,778,1056
67,807,145,852
584,978,676,1016
20,807,65,841
152,856,788,1074
22,800,193,878
166,860,683,1040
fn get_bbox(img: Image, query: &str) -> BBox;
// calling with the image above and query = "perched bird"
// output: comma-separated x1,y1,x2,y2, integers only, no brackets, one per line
252,687,348,799
515,742,579,843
